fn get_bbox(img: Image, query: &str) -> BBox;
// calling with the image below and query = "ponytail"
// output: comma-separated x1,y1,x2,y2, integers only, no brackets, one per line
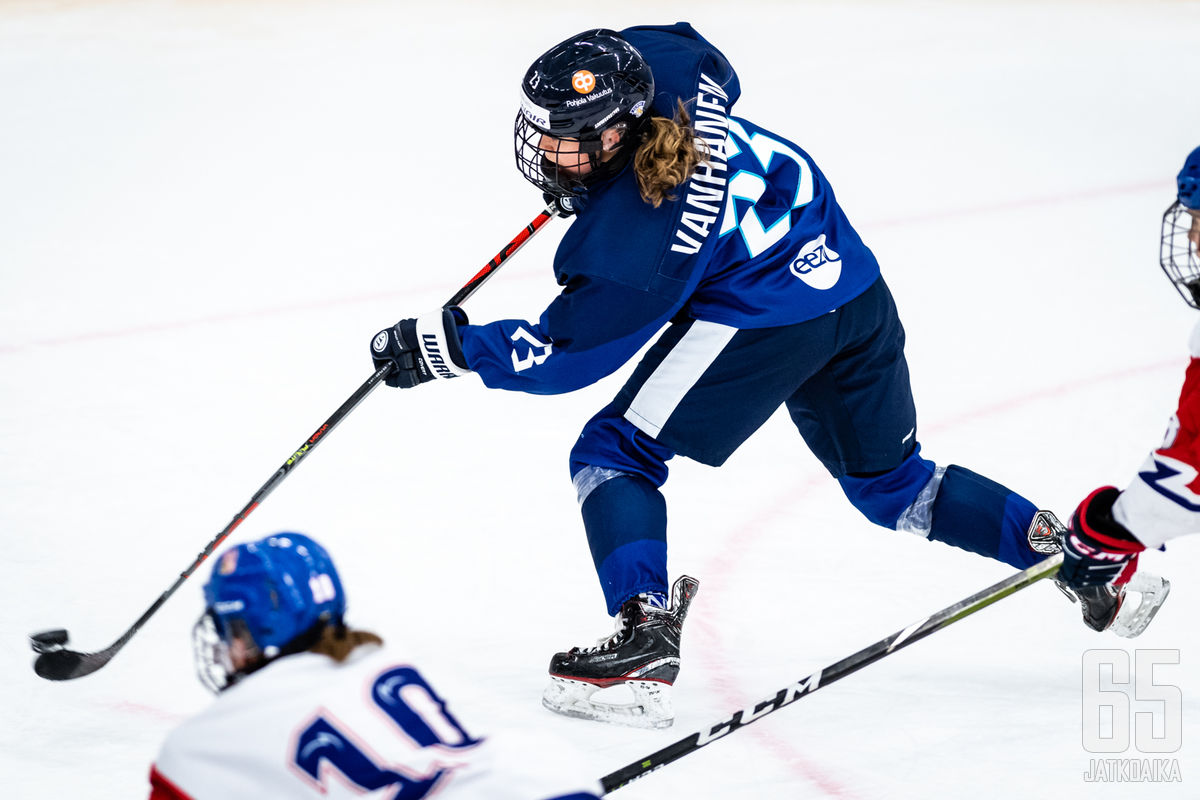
309,625,383,663
632,100,709,208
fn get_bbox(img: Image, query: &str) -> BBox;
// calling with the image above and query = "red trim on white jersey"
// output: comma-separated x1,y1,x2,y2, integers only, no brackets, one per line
1115,339,1200,549
148,765,192,800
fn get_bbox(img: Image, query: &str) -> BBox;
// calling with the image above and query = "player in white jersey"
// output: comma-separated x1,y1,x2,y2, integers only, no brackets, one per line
1057,147,1200,613
149,532,602,800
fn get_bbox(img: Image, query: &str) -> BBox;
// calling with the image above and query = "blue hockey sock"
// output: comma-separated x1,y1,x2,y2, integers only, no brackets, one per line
579,474,669,615
928,465,1041,568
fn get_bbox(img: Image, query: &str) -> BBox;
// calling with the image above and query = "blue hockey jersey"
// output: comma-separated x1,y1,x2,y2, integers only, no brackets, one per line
459,22,881,395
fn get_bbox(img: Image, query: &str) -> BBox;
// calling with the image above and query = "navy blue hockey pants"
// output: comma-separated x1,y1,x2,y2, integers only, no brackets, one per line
570,276,1043,614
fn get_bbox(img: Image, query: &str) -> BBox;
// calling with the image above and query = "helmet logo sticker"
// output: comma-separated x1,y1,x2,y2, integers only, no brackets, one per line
572,70,596,94
562,86,611,108
519,94,551,129
594,105,621,128
631,101,646,118
218,550,239,575
309,573,338,604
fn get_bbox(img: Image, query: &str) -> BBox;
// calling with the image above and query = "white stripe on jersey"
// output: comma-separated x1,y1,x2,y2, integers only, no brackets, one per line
624,320,737,438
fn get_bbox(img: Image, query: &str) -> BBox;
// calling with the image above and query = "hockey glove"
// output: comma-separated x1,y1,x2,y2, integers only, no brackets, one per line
1058,486,1146,588
370,307,470,389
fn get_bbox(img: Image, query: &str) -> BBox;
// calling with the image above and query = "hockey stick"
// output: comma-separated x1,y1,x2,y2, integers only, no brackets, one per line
29,203,558,682
599,553,1064,794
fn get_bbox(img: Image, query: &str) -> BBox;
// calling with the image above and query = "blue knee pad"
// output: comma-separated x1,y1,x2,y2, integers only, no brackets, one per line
837,446,936,529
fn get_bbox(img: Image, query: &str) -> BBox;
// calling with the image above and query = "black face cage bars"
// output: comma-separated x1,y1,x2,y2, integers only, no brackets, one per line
1160,200,1200,309
513,113,601,199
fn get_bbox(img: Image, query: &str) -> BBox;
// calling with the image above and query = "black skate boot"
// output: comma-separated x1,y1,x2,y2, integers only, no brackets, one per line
542,575,699,729
1027,510,1169,637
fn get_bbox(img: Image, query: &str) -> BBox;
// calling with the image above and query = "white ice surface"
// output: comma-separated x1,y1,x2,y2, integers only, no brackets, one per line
2,1,1199,798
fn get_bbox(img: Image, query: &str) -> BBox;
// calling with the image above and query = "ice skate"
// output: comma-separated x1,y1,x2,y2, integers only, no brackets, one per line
543,575,699,729
1028,510,1171,638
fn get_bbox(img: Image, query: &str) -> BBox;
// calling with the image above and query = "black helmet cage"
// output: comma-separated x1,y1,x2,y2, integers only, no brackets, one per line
515,29,654,199
1160,200,1200,309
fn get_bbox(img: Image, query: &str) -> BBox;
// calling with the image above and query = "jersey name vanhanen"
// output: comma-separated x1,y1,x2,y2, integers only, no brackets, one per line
670,72,730,255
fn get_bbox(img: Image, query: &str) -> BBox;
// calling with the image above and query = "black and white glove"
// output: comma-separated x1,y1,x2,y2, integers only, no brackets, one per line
370,307,470,389
1058,487,1146,588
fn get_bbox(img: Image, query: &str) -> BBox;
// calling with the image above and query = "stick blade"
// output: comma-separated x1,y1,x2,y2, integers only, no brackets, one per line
33,647,113,681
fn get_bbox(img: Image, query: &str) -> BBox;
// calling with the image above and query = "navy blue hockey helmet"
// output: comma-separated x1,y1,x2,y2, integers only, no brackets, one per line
193,532,346,691
515,29,654,199
1159,147,1200,308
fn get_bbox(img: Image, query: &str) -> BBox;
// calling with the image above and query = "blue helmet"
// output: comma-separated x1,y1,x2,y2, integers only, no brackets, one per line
204,532,346,657
1178,146,1200,209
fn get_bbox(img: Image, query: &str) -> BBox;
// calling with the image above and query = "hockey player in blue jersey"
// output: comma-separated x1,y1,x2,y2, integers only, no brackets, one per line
369,24,1169,727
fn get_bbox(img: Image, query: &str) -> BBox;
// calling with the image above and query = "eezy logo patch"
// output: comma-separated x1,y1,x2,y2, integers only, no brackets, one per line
789,234,841,290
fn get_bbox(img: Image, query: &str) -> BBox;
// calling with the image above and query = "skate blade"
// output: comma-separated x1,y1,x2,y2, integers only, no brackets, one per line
1112,572,1171,639
542,676,674,729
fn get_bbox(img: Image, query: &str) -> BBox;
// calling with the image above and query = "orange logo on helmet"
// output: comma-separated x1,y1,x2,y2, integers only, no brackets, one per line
572,70,596,94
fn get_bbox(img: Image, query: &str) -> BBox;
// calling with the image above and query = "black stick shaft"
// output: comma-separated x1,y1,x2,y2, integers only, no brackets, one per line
32,204,556,681
599,554,1063,794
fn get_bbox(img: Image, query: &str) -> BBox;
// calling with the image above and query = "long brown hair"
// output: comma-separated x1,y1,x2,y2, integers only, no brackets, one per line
309,625,383,663
633,100,709,208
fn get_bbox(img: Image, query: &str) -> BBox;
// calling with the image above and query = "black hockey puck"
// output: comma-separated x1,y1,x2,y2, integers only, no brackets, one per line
30,629,69,653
